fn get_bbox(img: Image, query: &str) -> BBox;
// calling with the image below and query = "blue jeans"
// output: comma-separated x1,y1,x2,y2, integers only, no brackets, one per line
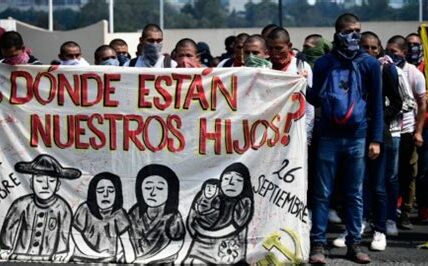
310,137,366,246
363,142,386,233
386,137,400,221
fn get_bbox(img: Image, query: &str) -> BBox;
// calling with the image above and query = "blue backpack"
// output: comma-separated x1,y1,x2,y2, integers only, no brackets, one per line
320,53,369,127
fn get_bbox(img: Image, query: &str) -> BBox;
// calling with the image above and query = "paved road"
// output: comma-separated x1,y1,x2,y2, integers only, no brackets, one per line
325,213,428,264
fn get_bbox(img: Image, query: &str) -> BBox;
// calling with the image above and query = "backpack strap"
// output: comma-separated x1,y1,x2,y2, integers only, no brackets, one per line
223,58,234,67
129,57,138,67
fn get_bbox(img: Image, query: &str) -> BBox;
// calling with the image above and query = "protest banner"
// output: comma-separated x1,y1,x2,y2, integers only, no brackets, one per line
0,64,309,264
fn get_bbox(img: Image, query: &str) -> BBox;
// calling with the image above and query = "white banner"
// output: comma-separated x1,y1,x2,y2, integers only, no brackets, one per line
0,64,309,264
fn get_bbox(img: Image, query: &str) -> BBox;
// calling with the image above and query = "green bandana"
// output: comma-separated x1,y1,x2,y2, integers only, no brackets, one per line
302,38,332,67
244,54,272,69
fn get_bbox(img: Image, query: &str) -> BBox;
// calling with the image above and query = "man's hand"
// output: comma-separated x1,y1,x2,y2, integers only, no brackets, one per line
414,132,424,147
368,142,380,160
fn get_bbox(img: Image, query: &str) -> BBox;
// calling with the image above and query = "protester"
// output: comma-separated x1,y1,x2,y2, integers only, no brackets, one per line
217,33,249,67
307,13,384,264
94,45,119,66
109,38,131,66
243,34,271,68
406,33,424,72
333,31,404,251
0,31,41,65
386,35,426,231
174,38,201,68
197,42,214,67
267,27,315,154
126,23,176,68
261,24,279,40
301,34,332,68
219,35,236,61
405,32,428,223
58,41,90,66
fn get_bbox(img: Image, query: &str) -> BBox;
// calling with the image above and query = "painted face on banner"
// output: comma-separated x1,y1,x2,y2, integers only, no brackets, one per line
96,179,116,210
221,171,244,198
142,175,168,207
32,175,59,200
204,184,218,199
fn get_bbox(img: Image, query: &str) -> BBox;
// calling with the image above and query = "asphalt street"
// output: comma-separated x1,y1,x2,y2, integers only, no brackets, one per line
324,213,428,265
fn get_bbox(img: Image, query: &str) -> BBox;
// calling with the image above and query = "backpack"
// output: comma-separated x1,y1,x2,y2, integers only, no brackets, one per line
319,53,369,128
129,54,172,67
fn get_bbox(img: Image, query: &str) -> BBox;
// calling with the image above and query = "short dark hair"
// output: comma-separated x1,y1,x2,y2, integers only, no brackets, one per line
387,35,407,52
142,23,162,39
244,34,267,50
261,24,279,38
109,38,128,48
304,34,322,43
87,172,123,219
0,31,24,50
175,38,198,51
406,32,421,41
225,35,236,47
94,44,116,63
236,33,250,44
60,41,80,55
335,13,360,32
267,27,291,43
361,31,381,44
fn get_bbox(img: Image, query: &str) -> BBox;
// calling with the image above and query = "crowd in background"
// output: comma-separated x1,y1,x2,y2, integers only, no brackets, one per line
0,12,427,264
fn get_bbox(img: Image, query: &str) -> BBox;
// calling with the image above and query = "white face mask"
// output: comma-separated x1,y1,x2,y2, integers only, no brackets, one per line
60,58,90,66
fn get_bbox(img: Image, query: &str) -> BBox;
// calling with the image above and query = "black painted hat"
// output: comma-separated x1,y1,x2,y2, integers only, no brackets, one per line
15,154,81,179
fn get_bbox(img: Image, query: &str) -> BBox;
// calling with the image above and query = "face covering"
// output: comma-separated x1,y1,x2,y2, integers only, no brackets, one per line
302,38,331,67
177,57,201,68
334,31,361,59
60,58,90,66
385,51,406,68
244,53,272,68
117,53,130,66
100,58,120,66
406,43,423,65
3,51,30,65
143,42,163,66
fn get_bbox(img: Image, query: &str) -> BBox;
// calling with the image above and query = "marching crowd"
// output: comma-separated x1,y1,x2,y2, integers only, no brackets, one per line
0,12,427,264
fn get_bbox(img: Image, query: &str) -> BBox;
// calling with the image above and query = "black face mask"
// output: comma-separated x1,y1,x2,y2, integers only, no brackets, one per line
385,51,406,68
406,43,423,65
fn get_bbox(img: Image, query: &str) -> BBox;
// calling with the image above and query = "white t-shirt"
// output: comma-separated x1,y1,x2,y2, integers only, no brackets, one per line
401,62,426,134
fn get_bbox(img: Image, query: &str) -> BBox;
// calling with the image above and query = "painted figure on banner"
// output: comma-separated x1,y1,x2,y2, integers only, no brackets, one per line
70,172,135,263
128,164,185,264
185,162,255,264
188,179,221,230
0,154,81,262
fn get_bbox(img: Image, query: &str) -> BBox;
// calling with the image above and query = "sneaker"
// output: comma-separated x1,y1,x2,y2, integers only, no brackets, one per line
399,215,414,230
346,244,371,264
328,209,342,223
333,231,347,248
309,243,326,264
370,231,386,251
386,219,398,236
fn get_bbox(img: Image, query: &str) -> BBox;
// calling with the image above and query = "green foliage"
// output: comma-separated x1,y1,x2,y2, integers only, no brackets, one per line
0,0,422,31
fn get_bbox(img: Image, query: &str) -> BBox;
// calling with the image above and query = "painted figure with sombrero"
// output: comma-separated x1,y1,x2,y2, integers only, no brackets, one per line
0,154,81,262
